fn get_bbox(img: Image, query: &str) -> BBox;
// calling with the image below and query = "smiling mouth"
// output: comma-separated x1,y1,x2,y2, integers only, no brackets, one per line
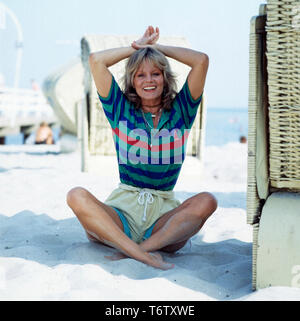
143,86,156,91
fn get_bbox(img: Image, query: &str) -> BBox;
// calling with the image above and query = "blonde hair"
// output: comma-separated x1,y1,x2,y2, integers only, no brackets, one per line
123,47,177,110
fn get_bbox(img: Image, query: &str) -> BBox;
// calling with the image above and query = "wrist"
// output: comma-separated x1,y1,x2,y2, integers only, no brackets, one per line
152,43,165,52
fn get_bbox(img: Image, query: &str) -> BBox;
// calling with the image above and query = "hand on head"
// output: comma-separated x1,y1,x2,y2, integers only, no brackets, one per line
132,26,160,50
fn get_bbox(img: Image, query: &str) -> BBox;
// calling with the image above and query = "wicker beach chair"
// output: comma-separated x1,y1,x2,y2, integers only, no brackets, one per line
248,1,300,290
79,34,206,174
43,58,85,136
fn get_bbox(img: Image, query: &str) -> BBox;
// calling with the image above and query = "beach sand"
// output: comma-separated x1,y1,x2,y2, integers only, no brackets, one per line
1,142,300,300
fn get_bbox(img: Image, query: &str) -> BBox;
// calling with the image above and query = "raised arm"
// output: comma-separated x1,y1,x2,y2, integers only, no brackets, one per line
89,47,135,98
89,26,160,98
154,44,208,100
132,26,209,100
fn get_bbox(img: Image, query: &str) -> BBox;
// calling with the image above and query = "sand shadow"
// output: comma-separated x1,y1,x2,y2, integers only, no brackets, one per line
0,166,53,172
0,209,252,300
0,150,60,156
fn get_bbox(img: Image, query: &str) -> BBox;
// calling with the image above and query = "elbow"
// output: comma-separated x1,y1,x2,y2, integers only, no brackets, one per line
89,52,103,67
89,53,96,67
200,53,209,67
192,52,209,70
194,53,209,72
89,52,107,69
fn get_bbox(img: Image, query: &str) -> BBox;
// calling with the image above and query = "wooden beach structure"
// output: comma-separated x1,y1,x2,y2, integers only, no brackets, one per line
0,87,57,144
42,58,85,137
79,34,206,174
0,3,58,144
248,1,300,289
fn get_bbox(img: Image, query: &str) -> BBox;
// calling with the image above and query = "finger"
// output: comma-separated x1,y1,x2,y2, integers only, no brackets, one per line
148,25,154,35
155,27,160,37
149,33,157,40
154,27,160,42
131,41,139,49
149,25,154,34
132,41,145,50
149,33,154,40
145,26,150,37
149,33,159,44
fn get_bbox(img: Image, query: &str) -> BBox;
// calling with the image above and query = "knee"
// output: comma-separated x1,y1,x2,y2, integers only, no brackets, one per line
201,192,218,214
186,192,218,219
66,187,88,208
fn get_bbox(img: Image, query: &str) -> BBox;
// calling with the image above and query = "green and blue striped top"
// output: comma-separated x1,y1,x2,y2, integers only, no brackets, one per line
98,76,202,191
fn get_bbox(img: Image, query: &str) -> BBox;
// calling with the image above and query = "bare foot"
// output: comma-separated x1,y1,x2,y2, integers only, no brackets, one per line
105,252,128,261
148,252,175,270
105,251,174,270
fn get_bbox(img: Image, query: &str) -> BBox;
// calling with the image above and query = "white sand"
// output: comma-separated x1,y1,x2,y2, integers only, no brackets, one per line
1,142,300,301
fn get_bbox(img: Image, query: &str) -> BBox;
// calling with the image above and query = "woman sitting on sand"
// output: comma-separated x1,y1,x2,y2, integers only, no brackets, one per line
67,26,217,270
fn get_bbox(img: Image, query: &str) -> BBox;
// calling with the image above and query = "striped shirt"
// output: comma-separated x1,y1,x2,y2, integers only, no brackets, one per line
98,76,202,191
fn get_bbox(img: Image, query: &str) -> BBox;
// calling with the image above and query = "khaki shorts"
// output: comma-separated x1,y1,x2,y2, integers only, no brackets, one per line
105,183,181,243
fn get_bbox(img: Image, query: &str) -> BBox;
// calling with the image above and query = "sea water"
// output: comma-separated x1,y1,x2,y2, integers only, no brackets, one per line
205,107,248,146
4,108,248,147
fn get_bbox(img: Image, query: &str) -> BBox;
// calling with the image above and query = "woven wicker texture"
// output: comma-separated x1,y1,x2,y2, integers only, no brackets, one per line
80,35,205,159
266,0,300,189
252,223,260,290
247,10,268,225
248,5,268,290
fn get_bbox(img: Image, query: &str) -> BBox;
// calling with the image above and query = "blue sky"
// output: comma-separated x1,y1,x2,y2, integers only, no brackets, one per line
0,0,266,108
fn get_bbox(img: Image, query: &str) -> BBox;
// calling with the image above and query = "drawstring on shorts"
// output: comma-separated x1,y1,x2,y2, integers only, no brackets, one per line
105,183,180,243
137,190,154,222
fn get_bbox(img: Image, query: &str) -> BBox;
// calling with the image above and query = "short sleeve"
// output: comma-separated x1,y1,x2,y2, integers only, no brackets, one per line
97,76,126,128
174,79,203,129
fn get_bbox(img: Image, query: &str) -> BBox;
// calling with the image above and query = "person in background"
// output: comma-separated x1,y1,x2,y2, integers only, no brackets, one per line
239,135,247,144
35,122,54,145
31,79,40,91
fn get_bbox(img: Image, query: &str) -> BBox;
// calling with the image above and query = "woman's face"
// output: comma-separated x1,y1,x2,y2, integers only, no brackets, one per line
133,59,164,106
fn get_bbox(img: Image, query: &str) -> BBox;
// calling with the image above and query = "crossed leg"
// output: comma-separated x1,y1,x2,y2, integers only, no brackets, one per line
66,187,217,269
142,192,217,253
67,187,175,270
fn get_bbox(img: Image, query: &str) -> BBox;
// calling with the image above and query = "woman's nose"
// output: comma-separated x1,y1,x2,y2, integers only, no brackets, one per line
145,74,152,81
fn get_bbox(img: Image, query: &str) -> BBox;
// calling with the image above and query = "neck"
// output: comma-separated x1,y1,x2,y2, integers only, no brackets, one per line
142,103,161,108
141,103,162,115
